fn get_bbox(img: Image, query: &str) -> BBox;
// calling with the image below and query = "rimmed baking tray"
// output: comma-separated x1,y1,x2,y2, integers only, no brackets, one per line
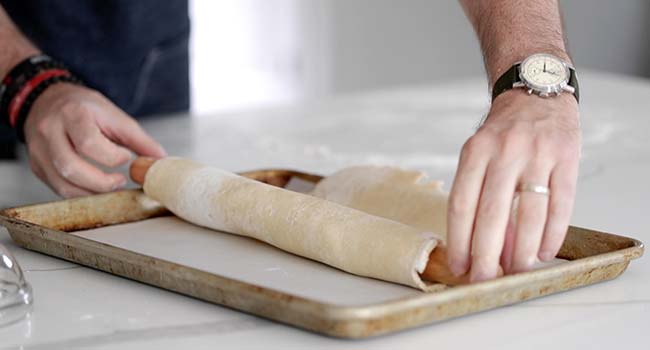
0,169,644,338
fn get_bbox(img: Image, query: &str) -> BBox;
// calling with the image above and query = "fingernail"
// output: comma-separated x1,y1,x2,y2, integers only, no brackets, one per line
158,145,168,157
511,256,536,274
539,250,554,261
112,178,127,191
449,260,467,277
470,264,499,282
450,264,464,277
470,269,488,283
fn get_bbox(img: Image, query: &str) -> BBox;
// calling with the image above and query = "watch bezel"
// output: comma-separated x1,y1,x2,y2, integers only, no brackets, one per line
518,53,571,97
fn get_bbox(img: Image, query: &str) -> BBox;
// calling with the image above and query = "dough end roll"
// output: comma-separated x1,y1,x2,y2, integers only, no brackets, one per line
130,157,475,286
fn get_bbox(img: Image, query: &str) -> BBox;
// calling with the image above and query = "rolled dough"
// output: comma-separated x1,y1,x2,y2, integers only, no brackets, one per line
312,166,448,240
143,158,442,290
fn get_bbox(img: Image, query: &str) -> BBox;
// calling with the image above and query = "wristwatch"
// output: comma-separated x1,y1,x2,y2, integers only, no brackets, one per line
492,53,579,103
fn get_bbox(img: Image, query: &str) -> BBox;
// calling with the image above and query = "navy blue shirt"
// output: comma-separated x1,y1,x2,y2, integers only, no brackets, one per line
1,0,190,118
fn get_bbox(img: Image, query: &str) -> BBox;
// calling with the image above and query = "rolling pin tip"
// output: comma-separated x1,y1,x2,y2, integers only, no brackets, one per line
129,157,157,185
421,245,504,285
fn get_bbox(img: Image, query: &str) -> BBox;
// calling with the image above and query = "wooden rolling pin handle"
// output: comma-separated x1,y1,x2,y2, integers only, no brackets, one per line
130,156,157,185
423,246,471,285
128,157,488,285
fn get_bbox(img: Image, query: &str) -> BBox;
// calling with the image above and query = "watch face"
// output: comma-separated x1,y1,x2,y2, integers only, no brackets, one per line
519,54,570,93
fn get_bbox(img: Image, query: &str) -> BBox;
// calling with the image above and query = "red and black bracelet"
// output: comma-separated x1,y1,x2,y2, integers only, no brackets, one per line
0,55,83,141
0,55,68,118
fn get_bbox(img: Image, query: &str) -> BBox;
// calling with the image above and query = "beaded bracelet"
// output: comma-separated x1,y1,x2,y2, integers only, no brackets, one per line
0,55,82,142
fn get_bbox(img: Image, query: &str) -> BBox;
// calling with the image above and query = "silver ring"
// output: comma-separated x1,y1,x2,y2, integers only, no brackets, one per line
517,183,550,196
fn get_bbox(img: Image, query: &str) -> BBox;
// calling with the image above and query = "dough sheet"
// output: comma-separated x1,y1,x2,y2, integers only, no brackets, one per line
143,158,443,290
312,166,448,240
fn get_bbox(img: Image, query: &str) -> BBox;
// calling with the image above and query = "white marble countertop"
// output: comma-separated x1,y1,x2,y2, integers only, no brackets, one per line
0,72,648,349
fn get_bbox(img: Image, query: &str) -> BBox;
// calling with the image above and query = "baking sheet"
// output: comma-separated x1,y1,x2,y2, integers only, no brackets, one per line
72,176,566,306
0,170,643,338
74,216,421,305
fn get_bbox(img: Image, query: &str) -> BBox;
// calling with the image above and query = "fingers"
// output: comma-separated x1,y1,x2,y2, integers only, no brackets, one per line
23,85,164,198
509,165,552,273
446,90,580,283
107,107,166,158
51,102,162,194
67,115,132,168
469,160,519,282
42,164,95,198
539,160,579,261
447,138,490,276
49,130,127,193
499,207,517,272
29,143,94,198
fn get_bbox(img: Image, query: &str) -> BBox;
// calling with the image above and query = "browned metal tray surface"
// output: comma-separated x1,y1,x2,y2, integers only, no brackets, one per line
0,169,644,338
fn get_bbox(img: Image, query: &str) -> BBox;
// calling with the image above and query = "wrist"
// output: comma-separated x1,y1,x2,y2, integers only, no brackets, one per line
0,28,40,79
491,52,579,106
27,82,85,119
488,48,572,87
0,55,83,141
482,90,579,131
490,89,579,123
495,88,577,107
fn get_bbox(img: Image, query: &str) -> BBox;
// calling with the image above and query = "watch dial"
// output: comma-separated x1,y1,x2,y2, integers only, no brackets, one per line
520,54,569,88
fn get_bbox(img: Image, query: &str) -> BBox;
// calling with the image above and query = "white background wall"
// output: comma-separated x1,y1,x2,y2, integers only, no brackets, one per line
190,0,650,115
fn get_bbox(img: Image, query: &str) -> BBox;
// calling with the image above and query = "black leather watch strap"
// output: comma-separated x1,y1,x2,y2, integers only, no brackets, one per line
568,68,579,102
491,63,579,103
491,64,521,102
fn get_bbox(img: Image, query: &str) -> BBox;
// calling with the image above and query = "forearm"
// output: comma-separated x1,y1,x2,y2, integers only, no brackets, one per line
0,6,40,78
460,0,570,86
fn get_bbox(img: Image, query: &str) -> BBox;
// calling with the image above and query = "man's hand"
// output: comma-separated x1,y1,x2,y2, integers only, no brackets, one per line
24,83,166,198
447,90,581,282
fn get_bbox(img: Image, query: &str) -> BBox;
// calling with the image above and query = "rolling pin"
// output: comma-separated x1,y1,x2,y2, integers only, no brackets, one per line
130,157,477,286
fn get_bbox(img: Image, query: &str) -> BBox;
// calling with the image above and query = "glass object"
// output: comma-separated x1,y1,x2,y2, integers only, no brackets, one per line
0,243,32,327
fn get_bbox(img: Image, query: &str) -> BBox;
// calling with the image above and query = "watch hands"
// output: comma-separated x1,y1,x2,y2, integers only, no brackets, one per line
543,61,546,73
